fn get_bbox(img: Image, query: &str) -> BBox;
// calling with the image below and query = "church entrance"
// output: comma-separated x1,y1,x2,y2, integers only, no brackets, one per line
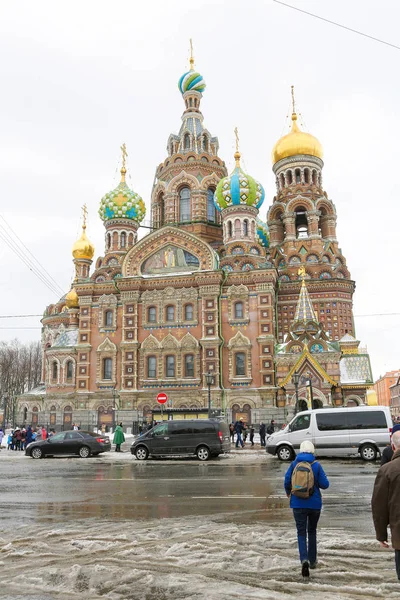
231,403,251,424
97,406,114,432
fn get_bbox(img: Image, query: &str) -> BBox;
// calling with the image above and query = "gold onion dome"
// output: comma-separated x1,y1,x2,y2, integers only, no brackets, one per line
272,112,323,164
65,287,79,309
72,225,95,261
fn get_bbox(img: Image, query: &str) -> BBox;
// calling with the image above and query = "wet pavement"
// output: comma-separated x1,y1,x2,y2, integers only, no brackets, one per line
0,446,397,599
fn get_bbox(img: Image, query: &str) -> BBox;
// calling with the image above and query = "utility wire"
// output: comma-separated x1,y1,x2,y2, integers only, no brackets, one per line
0,315,42,319
272,1,400,51
0,215,64,295
0,223,63,297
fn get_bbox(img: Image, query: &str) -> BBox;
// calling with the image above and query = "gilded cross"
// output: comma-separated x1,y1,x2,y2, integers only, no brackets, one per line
82,203,88,228
120,143,128,169
189,38,194,69
234,127,240,154
291,85,296,113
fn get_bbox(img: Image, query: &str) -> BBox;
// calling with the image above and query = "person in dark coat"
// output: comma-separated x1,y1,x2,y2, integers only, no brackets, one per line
234,418,245,448
249,426,255,447
266,419,275,436
25,425,33,446
380,423,400,466
284,440,330,578
259,423,266,447
372,430,400,579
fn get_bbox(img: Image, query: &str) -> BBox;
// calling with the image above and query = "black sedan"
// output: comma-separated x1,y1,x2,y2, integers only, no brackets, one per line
26,431,111,459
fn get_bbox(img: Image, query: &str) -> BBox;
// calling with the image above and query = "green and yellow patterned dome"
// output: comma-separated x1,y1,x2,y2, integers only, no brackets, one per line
214,151,265,212
99,166,146,224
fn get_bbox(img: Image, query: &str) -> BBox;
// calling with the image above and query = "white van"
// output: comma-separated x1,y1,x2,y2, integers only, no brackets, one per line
266,406,392,461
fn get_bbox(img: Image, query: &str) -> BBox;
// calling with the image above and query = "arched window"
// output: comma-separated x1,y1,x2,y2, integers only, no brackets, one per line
147,356,157,378
287,170,293,185
235,352,246,376
66,360,73,381
280,173,285,189
207,188,215,222
243,219,249,237
184,304,193,321
107,233,111,249
52,361,58,381
103,358,112,380
295,168,301,184
158,192,164,228
184,134,190,150
105,310,113,327
234,301,244,319
312,170,318,185
295,206,308,239
189,98,193,107
304,169,310,184
50,405,56,426
23,407,28,422
179,187,191,222
184,354,194,377
148,306,157,323
228,221,233,237
166,305,175,322
120,232,126,248
234,219,241,238
32,406,38,426
166,355,175,377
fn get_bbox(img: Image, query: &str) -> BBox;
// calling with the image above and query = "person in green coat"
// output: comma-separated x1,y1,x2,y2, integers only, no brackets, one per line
113,423,125,452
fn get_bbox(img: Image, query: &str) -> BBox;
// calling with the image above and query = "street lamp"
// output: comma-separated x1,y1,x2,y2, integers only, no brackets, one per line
292,371,300,414
205,371,214,418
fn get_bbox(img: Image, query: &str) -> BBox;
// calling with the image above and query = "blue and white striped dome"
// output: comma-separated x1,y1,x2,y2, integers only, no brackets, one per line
178,70,206,95
256,217,270,248
214,164,265,212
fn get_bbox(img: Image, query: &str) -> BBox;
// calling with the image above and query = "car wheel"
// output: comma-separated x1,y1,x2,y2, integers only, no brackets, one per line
277,445,294,461
31,447,43,459
196,445,210,461
135,446,149,461
360,443,377,461
79,446,91,458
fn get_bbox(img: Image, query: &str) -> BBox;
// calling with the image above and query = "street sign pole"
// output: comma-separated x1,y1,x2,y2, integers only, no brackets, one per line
157,393,168,423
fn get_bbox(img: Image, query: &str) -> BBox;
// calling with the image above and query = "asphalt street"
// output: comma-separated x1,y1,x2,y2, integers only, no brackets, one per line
0,446,397,600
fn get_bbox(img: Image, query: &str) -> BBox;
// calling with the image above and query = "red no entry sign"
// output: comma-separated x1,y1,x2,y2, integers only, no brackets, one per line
157,392,168,405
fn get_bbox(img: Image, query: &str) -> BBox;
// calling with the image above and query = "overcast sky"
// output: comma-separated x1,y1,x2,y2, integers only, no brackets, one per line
0,0,399,380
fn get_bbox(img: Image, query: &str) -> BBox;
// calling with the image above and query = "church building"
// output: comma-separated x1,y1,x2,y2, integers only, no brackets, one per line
19,51,373,431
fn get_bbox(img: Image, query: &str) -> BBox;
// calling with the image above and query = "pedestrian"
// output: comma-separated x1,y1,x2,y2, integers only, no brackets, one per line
41,427,47,440
229,423,235,443
20,428,26,451
284,440,330,578
380,423,400,466
48,429,55,437
0,428,3,449
14,428,22,451
243,423,248,444
249,425,255,447
113,422,125,452
266,419,275,436
234,418,245,448
25,425,33,446
7,431,13,450
138,425,143,436
372,430,400,580
73,423,78,431
259,422,266,447
37,426,42,439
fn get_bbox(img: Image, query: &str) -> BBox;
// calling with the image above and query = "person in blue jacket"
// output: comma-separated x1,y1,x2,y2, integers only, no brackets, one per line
284,440,330,578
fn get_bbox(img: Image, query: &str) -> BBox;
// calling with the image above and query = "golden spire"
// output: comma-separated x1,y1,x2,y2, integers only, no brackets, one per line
189,38,195,70
72,205,95,262
120,143,128,182
290,85,300,133
291,85,296,115
82,203,88,230
234,127,241,168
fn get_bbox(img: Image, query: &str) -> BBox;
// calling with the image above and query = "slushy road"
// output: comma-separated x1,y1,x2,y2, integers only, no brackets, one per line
0,449,396,600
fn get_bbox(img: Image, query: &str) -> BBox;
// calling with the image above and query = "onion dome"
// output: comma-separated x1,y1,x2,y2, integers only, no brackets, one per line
178,70,206,95
214,150,265,212
272,86,323,164
65,287,79,309
72,223,95,261
99,166,146,224
256,217,270,248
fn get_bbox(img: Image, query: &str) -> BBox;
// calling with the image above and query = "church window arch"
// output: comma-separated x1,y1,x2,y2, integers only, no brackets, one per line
120,232,126,248
207,187,216,222
280,173,285,189
147,306,157,323
66,360,73,382
312,170,318,185
184,303,194,321
179,187,191,222
147,356,157,378
295,206,308,239
228,221,233,238
52,361,58,382
104,310,113,327
128,232,134,246
107,233,111,250
234,301,244,319
234,219,241,238
166,355,175,377
166,305,175,322
103,358,112,380
295,168,301,184
243,219,249,237
287,170,293,185
304,168,310,184
202,135,208,152
184,134,190,150
235,352,246,376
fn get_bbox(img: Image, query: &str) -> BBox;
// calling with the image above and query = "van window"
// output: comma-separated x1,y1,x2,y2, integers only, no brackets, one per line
347,411,387,429
153,424,168,436
170,423,193,435
290,414,310,432
316,413,347,431
192,422,215,434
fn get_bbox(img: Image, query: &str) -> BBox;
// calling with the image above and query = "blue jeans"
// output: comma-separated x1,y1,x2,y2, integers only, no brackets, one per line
235,432,244,448
293,508,321,564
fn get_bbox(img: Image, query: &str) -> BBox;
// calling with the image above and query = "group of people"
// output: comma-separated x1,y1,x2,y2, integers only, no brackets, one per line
0,425,57,451
229,418,276,448
286,423,400,581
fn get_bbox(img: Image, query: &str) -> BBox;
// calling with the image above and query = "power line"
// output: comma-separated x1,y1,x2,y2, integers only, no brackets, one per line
0,327,41,330
0,315,42,319
272,1,400,51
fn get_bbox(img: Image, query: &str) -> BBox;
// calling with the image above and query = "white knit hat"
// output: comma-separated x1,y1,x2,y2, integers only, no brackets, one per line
300,440,315,454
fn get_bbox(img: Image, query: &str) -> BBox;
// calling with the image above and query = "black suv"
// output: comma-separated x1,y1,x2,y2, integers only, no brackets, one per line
131,419,231,461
